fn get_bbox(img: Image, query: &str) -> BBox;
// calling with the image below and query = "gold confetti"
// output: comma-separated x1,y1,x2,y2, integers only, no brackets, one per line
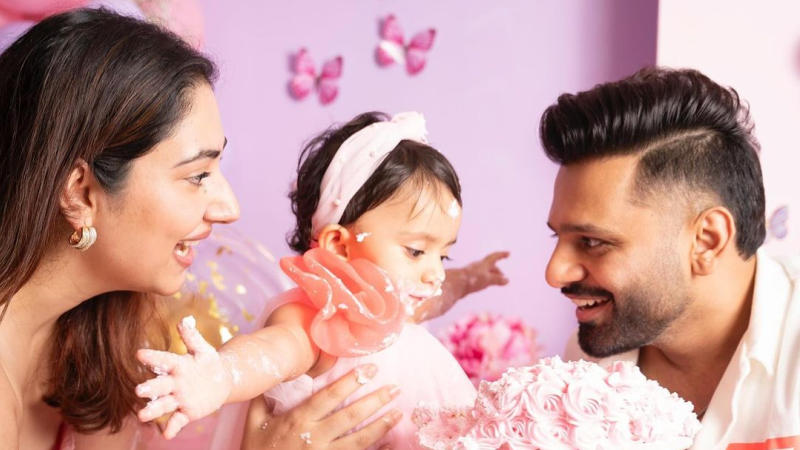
208,294,221,320
206,261,218,270
241,307,254,322
216,245,232,256
235,284,247,295
197,280,208,295
172,291,182,300
211,272,226,291
186,272,196,281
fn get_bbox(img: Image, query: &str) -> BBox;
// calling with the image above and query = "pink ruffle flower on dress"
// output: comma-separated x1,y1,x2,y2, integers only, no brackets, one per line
413,356,702,450
279,248,408,357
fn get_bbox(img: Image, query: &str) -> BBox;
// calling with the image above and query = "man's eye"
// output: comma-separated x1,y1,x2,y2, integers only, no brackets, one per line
581,237,605,249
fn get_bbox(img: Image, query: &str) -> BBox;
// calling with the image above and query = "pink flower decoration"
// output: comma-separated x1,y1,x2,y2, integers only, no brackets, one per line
440,312,541,385
414,356,702,450
279,248,408,357
288,48,342,105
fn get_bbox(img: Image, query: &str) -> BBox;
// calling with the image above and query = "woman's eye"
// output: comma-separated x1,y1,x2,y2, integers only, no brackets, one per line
441,255,452,262
187,172,211,186
405,247,424,258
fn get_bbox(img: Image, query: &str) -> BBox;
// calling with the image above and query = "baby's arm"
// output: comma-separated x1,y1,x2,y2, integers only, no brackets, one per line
413,250,510,322
135,302,321,439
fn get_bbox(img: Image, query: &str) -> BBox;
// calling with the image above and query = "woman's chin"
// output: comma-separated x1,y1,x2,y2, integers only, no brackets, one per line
151,274,187,298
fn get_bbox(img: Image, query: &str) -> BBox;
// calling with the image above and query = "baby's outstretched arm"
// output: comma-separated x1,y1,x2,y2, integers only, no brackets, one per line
135,302,320,439
414,250,510,322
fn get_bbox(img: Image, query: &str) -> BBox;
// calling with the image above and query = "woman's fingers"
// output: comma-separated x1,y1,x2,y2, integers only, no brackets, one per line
297,364,378,420
329,409,403,450
320,384,401,439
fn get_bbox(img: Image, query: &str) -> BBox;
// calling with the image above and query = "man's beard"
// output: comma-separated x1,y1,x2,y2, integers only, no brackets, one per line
569,260,690,358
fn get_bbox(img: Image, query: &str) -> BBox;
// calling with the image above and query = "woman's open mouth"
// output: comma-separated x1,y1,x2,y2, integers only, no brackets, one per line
173,241,199,267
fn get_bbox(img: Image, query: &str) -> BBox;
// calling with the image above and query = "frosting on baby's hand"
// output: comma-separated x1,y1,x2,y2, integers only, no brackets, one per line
135,315,234,439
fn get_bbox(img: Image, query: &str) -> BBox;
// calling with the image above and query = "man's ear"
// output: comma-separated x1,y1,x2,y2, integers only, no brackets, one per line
317,224,353,259
690,206,735,275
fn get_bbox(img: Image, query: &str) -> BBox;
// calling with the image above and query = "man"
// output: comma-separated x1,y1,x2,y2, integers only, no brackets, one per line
542,67,799,449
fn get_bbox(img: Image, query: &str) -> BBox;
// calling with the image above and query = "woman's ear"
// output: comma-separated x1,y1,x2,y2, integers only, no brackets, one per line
317,224,353,259
59,159,99,230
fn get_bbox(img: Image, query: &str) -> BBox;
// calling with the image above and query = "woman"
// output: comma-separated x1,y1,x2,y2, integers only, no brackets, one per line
0,9,404,449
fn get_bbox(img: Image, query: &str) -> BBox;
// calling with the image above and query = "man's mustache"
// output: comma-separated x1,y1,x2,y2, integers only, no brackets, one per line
561,283,614,299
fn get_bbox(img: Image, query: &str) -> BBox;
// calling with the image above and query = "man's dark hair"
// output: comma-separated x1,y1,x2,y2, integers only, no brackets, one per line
540,67,765,258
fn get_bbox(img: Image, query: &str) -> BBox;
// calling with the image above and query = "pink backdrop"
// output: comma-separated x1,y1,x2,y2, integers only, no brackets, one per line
197,0,658,357
657,1,799,257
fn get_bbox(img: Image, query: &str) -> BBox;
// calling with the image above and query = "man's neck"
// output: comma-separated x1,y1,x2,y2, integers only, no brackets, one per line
638,254,757,413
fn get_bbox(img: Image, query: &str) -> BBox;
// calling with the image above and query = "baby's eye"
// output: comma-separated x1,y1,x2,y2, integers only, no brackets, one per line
405,247,424,258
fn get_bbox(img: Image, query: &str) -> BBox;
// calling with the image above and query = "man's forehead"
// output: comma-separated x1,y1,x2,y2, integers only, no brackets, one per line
548,155,665,232
554,156,639,203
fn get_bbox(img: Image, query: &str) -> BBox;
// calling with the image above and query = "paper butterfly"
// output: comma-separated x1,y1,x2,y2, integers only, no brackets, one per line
768,205,789,240
375,14,436,75
288,48,342,105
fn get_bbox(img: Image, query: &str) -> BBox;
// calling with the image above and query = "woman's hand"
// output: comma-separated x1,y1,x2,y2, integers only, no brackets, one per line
241,364,401,450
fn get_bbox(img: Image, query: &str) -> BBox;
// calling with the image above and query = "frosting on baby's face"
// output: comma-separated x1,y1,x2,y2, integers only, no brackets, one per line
345,180,461,309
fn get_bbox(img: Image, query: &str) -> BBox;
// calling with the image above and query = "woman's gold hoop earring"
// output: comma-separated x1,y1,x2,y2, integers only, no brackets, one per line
69,226,97,251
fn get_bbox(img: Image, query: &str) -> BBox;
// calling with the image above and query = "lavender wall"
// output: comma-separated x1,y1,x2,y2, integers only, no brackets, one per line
198,0,658,357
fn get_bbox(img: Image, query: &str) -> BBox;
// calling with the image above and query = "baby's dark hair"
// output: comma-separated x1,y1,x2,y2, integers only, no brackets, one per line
288,112,462,253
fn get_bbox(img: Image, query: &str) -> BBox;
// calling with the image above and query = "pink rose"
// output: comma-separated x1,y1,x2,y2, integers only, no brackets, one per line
522,374,565,420
561,379,609,424
527,416,572,450
569,421,609,449
466,420,506,448
440,312,540,385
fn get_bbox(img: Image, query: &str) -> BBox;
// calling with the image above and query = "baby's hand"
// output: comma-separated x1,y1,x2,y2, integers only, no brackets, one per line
463,250,510,294
135,315,233,439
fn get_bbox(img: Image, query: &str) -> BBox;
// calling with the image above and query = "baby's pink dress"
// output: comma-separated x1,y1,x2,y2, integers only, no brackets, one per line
264,249,477,449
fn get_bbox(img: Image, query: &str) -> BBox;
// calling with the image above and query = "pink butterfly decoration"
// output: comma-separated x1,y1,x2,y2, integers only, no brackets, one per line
375,14,436,75
288,48,342,105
